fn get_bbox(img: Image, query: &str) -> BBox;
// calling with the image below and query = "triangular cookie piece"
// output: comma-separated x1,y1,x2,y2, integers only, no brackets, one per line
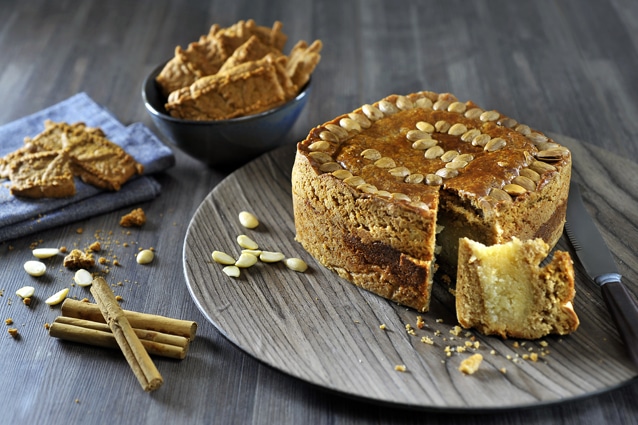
9,150,75,198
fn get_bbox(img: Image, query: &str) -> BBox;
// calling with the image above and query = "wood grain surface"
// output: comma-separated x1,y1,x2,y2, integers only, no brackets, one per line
184,133,638,410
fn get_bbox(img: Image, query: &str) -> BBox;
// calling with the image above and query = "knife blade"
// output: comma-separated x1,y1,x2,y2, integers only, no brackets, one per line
565,183,638,368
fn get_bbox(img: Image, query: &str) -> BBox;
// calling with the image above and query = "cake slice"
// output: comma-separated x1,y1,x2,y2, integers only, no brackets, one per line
455,237,579,339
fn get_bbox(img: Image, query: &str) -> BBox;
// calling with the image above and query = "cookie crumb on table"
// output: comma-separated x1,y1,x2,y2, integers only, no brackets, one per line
458,353,483,375
120,208,146,227
63,249,95,269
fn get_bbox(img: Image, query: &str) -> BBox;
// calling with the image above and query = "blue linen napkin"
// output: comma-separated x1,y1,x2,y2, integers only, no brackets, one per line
0,93,175,242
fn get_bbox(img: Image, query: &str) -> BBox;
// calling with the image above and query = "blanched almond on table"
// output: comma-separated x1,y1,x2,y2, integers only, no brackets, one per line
236,235,258,250
73,269,94,287
45,288,70,306
223,265,241,277
241,249,263,256
24,261,46,277
16,286,35,299
136,249,154,264
235,253,258,268
32,248,60,259
212,251,236,265
283,258,308,272
259,251,285,263
238,211,259,229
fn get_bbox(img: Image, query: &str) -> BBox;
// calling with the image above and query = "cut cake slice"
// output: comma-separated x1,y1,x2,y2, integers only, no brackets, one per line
456,237,579,339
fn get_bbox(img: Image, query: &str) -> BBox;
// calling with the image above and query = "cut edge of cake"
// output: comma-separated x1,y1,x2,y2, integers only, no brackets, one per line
455,237,579,339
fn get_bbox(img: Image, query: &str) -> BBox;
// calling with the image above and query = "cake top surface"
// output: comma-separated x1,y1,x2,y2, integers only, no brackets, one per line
297,91,570,210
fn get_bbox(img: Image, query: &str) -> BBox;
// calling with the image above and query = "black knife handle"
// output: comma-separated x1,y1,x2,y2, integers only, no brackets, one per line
601,280,638,369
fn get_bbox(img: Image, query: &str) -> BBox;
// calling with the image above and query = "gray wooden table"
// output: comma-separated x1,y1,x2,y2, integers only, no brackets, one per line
1,0,637,423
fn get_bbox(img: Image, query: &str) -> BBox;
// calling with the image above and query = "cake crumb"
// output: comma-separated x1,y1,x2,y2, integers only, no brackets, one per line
394,364,407,372
89,241,101,252
63,249,95,269
8,328,19,338
120,208,146,227
421,336,434,345
379,324,387,330
416,316,425,329
458,353,483,375
5,318,13,325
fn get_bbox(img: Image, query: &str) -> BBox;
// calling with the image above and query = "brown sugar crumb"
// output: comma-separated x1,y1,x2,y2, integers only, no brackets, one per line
59,246,68,253
8,328,19,338
120,208,146,228
88,241,101,252
63,249,95,269
458,353,483,375
23,297,31,306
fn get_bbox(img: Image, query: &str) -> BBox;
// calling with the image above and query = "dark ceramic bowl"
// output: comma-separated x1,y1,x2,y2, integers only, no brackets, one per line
142,63,311,167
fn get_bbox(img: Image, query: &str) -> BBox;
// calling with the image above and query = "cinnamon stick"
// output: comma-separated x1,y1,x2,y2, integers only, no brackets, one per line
90,277,163,391
49,316,189,359
61,298,197,341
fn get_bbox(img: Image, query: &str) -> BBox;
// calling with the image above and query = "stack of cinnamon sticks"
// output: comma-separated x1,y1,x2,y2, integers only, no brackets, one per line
49,277,197,392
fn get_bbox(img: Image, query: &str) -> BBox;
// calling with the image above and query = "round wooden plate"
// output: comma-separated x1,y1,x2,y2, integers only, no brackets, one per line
183,134,638,410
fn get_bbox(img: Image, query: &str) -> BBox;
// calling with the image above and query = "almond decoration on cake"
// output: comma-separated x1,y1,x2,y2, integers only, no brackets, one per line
292,90,577,338
156,19,322,121
0,120,143,198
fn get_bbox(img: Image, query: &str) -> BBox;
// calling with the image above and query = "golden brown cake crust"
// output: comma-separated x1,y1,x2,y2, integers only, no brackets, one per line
292,91,571,313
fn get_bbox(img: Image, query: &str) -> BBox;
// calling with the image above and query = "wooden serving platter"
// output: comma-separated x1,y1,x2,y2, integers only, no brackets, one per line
183,133,638,410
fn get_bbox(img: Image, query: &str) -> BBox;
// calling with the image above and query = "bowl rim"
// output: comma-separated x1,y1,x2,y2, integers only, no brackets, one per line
142,61,311,126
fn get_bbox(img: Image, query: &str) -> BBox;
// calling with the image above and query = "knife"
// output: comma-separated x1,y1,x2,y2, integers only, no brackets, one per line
565,183,638,368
